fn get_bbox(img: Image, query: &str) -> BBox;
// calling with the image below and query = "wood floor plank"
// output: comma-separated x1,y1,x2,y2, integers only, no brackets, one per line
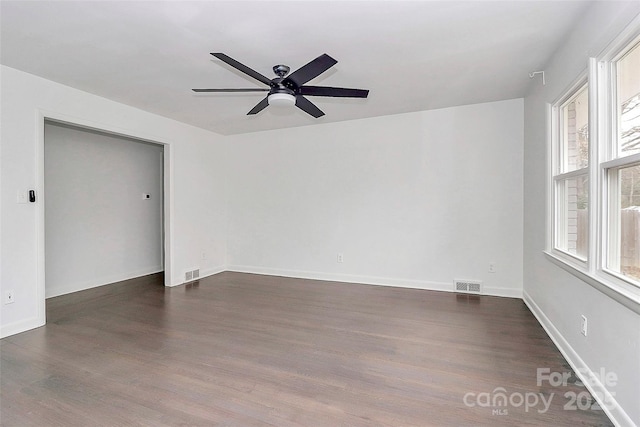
1,272,614,426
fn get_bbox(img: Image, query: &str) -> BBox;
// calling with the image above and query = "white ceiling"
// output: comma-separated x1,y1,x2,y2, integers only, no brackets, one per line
1,1,593,135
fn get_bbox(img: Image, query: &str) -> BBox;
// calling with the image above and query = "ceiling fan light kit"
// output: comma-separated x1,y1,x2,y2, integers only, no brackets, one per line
268,93,296,107
192,52,369,118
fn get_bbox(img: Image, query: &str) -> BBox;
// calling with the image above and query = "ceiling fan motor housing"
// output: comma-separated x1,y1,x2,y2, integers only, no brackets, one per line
269,77,296,96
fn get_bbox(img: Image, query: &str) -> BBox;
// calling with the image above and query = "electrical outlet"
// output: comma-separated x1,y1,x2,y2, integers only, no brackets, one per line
201,252,207,260
581,315,588,337
337,253,344,263
4,290,15,304
489,262,496,273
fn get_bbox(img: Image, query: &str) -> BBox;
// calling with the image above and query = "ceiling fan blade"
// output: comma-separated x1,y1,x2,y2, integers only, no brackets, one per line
286,54,337,87
295,95,325,118
211,53,272,86
299,86,369,98
192,88,269,93
247,97,269,115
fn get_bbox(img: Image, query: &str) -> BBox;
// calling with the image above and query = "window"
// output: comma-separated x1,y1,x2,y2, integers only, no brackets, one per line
616,41,640,157
553,84,589,261
604,39,640,284
550,31,640,293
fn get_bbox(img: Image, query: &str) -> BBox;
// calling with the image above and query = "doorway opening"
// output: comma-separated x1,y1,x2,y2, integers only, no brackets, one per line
43,120,166,304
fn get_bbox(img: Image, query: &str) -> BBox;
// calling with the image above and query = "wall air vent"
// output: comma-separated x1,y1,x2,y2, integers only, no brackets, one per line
454,279,482,294
185,269,200,283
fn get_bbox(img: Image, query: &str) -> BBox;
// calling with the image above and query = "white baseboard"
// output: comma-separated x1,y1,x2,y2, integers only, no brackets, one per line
168,265,226,287
483,286,523,298
523,290,635,427
226,264,522,298
45,266,164,298
1,316,45,339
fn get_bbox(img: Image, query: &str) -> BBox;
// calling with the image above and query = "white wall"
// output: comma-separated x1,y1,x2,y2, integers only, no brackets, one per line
523,2,640,426
44,122,164,297
0,65,227,338
227,99,523,297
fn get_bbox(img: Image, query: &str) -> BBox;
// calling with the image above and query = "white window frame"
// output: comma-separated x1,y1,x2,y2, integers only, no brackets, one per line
599,35,640,287
551,79,590,267
546,20,640,310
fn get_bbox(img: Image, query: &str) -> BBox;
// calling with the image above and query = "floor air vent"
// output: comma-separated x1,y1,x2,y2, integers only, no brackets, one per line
454,279,482,294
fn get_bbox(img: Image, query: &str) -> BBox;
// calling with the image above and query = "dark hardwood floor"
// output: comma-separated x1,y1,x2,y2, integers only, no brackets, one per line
1,272,613,426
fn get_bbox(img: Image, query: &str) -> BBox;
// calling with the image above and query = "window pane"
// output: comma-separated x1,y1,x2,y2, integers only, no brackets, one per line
617,41,640,157
556,175,589,259
560,87,589,172
610,164,640,282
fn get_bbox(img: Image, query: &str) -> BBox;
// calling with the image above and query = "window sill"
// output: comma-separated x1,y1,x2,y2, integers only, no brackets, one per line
544,251,640,315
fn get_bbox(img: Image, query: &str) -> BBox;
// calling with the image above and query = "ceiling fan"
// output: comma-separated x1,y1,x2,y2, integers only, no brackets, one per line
192,53,369,118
